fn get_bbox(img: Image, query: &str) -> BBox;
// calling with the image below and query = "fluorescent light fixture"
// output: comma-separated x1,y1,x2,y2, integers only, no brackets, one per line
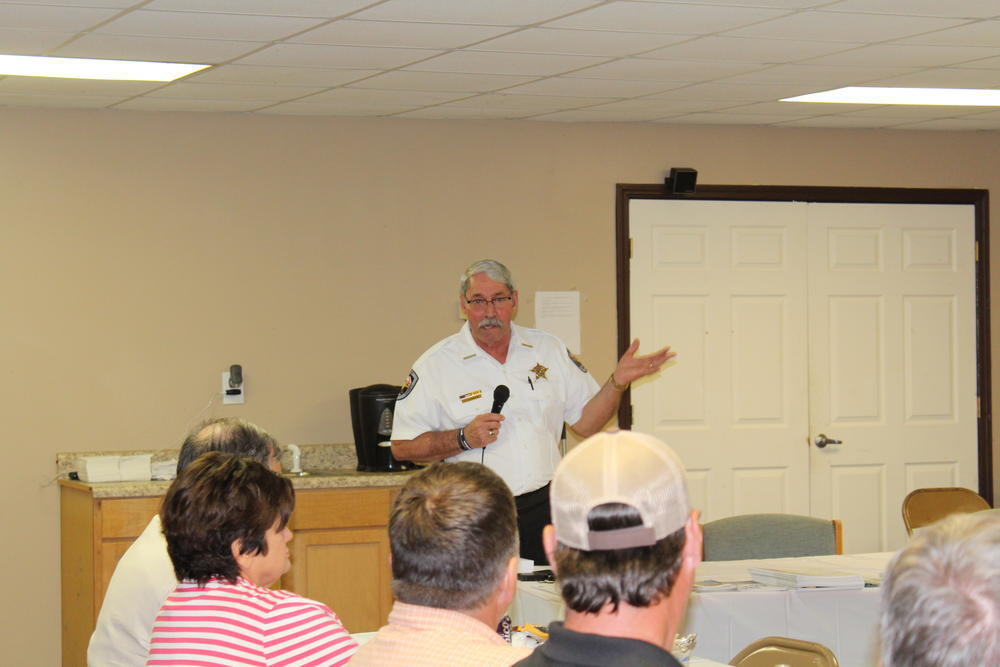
782,87,1000,106
0,54,208,81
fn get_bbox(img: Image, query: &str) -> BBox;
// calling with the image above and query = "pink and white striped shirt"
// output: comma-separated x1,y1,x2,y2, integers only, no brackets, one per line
146,577,357,666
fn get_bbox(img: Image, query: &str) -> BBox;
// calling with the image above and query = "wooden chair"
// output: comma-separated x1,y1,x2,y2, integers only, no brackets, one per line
702,514,843,561
901,487,990,535
730,636,839,667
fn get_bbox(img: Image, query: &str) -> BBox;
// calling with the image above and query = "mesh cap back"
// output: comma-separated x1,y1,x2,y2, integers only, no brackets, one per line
551,430,690,551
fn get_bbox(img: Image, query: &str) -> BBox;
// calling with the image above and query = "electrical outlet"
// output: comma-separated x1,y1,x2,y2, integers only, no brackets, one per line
222,371,245,404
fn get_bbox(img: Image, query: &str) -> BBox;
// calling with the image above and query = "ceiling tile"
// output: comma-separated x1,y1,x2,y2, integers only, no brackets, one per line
727,11,970,42
95,10,325,41
262,101,411,116
115,96,270,111
443,92,607,111
54,33,263,62
143,0,379,17
504,76,677,97
547,2,791,34
656,110,803,124
825,0,1000,19
0,75,159,95
844,105,997,118
776,115,902,128
645,81,822,102
304,87,467,105
719,63,917,85
0,0,140,7
188,64,375,86
889,117,1000,130
405,50,606,76
567,58,766,82
866,68,1000,87
730,100,879,115
641,35,860,62
347,70,536,92
350,0,602,26
142,81,325,100
291,20,511,48
0,28,76,54
585,97,730,113
471,28,687,56
803,43,1000,68
530,108,670,122
0,4,120,30
895,20,1000,48
0,92,123,108
237,43,438,68
395,106,537,119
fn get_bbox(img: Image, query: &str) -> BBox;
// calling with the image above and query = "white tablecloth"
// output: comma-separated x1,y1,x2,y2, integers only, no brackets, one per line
511,552,894,667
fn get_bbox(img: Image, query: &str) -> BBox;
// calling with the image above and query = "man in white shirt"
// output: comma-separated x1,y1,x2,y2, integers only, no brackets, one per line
391,259,675,562
87,418,281,666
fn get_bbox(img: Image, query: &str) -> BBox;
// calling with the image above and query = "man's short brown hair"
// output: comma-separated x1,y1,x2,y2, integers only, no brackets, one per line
554,502,686,613
389,462,517,610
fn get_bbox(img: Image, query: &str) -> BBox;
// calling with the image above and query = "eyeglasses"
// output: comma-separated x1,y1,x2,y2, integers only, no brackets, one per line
465,296,513,310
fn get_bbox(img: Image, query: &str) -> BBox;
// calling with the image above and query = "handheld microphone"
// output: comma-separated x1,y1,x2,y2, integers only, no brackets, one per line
491,385,510,414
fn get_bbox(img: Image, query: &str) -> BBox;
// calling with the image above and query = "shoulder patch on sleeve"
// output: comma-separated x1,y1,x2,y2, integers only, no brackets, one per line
567,348,588,373
398,369,418,400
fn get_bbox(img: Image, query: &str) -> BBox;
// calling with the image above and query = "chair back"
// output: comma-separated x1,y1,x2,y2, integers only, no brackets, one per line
901,487,990,535
703,513,841,561
730,636,839,667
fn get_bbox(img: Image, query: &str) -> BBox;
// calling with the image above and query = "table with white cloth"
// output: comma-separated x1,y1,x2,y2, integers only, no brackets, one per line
510,552,894,667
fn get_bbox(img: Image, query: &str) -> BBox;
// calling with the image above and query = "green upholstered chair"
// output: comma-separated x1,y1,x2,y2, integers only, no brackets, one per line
702,513,842,561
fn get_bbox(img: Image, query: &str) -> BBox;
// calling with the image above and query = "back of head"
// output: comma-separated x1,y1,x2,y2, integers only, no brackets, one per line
550,430,691,613
389,461,517,610
881,512,1000,667
161,451,295,585
176,417,279,473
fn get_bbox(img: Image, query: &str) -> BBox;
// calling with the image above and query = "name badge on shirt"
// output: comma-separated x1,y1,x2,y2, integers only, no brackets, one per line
459,390,483,403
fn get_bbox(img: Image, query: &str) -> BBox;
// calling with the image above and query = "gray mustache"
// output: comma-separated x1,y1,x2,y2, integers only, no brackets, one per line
478,317,504,329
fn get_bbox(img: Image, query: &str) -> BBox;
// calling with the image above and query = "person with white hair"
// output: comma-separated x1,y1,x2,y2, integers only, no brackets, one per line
880,511,1000,667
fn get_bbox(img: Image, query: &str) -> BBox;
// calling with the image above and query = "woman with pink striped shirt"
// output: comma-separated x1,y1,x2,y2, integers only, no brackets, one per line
147,452,358,666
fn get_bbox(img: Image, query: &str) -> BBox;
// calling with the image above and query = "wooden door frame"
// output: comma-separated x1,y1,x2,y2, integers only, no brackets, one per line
616,184,992,504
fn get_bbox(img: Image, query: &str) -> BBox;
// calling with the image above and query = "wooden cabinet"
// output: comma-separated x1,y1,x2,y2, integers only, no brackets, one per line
60,480,400,667
60,482,161,667
282,486,399,633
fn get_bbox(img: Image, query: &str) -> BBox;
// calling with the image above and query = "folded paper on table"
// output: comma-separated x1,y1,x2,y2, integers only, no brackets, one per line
749,566,865,589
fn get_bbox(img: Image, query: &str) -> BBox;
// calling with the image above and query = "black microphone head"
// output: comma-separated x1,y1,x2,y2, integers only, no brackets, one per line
491,384,510,413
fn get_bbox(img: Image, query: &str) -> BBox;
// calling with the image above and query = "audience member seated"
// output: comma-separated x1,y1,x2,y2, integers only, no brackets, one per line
351,461,532,666
880,511,1000,667
146,452,357,666
88,417,281,667
515,430,701,667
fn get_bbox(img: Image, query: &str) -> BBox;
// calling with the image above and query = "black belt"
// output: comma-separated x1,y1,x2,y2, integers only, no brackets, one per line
515,483,550,510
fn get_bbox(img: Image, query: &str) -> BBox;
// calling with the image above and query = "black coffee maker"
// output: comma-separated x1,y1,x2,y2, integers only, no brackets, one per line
349,384,415,472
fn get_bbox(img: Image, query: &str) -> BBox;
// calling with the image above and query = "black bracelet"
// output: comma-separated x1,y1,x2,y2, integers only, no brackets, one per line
458,427,472,451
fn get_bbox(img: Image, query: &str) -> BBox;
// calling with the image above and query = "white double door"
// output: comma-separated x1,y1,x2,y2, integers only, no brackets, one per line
629,198,978,552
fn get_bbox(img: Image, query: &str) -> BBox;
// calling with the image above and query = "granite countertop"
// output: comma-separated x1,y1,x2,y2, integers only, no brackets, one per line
57,443,419,498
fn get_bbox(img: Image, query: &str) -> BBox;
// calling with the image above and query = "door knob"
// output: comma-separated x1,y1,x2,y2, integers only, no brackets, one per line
814,433,842,449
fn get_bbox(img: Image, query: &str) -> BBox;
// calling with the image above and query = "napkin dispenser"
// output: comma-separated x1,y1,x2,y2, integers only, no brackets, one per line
77,455,152,483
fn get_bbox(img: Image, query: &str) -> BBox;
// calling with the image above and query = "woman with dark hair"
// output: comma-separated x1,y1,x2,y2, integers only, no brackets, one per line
146,452,357,666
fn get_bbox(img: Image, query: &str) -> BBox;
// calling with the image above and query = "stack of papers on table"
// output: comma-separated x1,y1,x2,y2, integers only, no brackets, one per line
749,566,865,589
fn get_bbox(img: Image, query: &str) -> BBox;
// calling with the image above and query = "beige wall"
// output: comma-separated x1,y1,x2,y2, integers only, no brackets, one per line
1,107,996,663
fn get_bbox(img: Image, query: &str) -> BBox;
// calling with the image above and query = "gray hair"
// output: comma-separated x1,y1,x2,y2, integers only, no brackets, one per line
880,511,1000,667
176,417,279,474
459,259,515,298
